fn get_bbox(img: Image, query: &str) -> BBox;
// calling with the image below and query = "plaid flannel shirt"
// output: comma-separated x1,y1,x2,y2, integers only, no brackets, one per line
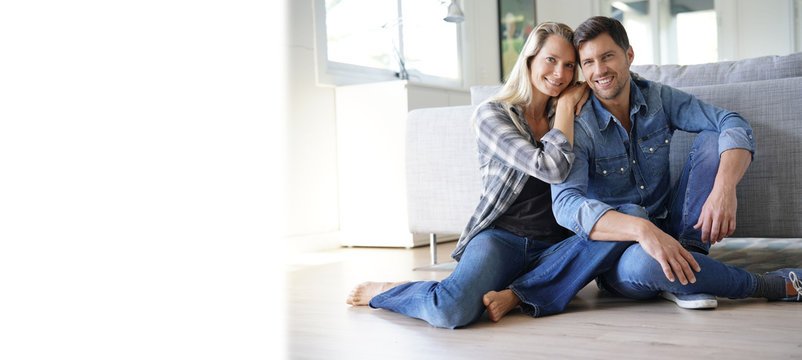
451,101,575,261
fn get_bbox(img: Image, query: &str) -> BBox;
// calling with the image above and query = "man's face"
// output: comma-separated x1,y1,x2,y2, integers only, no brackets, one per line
577,32,634,102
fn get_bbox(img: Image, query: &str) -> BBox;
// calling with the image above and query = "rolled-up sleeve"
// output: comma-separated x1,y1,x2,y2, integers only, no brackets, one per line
550,123,613,238
719,125,755,156
661,85,755,157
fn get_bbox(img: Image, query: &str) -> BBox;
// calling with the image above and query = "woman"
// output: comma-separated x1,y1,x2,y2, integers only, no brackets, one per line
345,22,591,328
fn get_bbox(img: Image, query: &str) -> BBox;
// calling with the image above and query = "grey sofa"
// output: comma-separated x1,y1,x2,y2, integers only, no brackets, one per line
406,52,802,264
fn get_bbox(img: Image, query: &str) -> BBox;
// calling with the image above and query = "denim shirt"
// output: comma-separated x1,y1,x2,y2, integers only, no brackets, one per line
551,73,755,239
451,101,574,261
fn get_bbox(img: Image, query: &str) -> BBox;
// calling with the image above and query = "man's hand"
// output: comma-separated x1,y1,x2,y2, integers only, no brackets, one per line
638,222,701,284
693,148,751,245
694,185,737,245
589,212,701,284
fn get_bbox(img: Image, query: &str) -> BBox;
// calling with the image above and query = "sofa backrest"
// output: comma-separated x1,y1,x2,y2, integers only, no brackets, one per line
471,85,502,106
630,52,802,87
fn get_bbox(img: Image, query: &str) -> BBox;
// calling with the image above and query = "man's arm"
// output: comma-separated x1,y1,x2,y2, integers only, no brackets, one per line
589,211,701,285
694,148,752,244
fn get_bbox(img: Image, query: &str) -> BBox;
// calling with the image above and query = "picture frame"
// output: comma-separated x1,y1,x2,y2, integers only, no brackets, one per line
498,0,537,83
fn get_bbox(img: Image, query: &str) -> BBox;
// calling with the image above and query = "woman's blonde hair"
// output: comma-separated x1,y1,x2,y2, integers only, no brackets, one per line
487,22,578,141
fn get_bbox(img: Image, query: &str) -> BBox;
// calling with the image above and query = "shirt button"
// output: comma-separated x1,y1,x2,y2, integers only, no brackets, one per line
603,170,607,174
649,147,654,152
620,168,625,172
632,160,636,164
640,185,645,190
664,139,669,144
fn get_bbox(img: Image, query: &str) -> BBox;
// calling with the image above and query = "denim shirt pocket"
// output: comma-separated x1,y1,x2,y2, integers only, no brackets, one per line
593,153,630,198
637,126,671,178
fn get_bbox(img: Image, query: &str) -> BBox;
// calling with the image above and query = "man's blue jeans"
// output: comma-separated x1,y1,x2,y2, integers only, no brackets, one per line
369,228,631,328
599,131,757,299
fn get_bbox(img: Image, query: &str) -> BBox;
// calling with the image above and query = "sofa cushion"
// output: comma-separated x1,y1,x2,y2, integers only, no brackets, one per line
669,76,802,238
631,52,802,87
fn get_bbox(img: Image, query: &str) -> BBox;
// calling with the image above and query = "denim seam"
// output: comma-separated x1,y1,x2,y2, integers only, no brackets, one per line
678,148,695,241
747,272,758,298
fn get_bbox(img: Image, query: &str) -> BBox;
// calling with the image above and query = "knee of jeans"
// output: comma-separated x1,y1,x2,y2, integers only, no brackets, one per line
618,244,659,275
691,131,720,160
615,203,649,220
428,302,483,329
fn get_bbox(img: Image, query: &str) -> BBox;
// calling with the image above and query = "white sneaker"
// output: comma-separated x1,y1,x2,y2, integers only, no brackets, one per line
660,291,718,309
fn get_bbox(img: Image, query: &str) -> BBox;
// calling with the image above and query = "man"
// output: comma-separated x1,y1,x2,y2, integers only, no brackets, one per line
550,16,802,309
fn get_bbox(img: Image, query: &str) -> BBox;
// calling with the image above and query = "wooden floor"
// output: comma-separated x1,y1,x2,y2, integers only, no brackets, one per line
286,241,802,360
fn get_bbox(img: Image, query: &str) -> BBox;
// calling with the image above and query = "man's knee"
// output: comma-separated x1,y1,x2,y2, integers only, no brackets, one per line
691,131,720,163
617,244,660,275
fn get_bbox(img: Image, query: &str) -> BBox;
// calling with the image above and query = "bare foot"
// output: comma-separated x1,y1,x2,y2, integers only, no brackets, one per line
346,281,409,306
483,289,521,322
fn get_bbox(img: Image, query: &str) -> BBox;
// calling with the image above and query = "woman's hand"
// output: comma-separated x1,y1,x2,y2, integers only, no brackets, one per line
558,81,590,115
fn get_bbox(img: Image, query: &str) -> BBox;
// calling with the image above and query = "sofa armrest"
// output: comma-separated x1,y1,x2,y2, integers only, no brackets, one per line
406,105,482,235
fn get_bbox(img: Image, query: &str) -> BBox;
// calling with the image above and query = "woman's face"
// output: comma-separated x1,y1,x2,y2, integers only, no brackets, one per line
528,35,576,98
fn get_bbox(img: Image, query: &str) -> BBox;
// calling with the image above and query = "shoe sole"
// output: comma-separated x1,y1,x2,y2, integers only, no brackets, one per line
660,292,718,309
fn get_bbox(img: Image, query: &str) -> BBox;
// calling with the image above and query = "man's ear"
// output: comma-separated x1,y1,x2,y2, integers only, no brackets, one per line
626,46,634,66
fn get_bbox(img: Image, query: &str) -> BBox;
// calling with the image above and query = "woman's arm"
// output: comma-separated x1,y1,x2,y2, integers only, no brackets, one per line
553,82,589,147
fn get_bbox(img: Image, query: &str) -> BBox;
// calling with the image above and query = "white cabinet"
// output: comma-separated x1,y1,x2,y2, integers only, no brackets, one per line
335,81,469,247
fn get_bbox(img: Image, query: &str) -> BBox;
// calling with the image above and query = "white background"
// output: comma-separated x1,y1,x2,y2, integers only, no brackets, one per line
0,1,286,358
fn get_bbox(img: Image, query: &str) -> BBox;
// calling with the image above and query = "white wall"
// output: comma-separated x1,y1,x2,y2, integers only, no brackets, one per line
2,1,286,358
285,0,341,252
717,0,796,61
536,0,598,28
461,0,503,86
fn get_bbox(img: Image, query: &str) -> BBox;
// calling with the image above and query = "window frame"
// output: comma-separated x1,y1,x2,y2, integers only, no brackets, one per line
312,0,465,88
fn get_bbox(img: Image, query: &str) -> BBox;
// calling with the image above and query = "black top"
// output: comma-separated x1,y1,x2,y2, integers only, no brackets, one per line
492,175,573,244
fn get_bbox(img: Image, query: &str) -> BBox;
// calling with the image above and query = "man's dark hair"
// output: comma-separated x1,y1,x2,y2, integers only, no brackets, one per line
573,16,630,52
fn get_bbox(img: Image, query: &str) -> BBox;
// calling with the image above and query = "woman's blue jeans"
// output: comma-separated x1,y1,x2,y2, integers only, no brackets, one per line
600,131,757,299
369,228,631,328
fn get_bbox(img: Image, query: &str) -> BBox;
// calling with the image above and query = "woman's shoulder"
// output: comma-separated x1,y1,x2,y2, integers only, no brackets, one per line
477,100,506,111
475,100,516,120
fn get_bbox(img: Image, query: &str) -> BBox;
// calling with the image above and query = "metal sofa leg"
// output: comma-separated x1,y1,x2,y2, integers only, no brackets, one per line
429,233,437,265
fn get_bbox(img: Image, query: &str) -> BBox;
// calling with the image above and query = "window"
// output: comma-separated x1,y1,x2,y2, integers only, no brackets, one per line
601,0,718,65
314,0,462,87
